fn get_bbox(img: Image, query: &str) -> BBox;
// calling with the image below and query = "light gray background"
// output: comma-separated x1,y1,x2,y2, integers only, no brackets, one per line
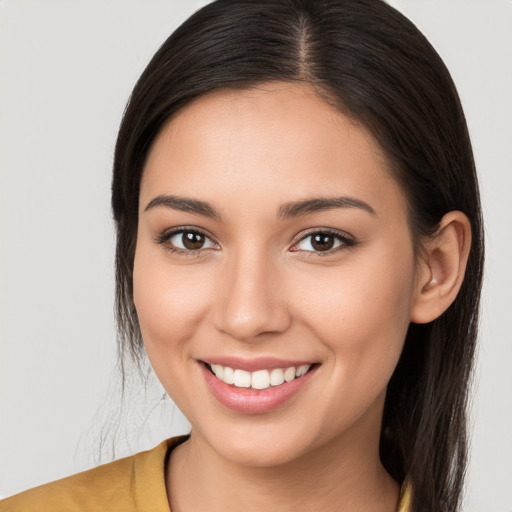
1,1,511,510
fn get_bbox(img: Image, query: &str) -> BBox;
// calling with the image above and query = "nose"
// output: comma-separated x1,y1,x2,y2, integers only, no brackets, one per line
213,247,292,343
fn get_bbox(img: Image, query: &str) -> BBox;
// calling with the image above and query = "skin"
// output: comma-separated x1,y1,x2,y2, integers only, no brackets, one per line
133,83,471,512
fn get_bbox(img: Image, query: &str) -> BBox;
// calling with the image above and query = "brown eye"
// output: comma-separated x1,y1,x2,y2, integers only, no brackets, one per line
182,231,206,250
165,229,217,252
311,234,335,251
294,230,353,253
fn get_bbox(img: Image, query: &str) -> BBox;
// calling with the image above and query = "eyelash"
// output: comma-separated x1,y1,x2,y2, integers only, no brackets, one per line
155,227,356,257
291,228,356,257
155,227,217,256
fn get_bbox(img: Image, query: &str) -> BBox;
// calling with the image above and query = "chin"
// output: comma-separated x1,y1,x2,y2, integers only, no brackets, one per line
217,438,307,468
192,419,321,468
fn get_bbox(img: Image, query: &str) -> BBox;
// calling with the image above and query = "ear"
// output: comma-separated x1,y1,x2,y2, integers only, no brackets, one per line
410,211,472,324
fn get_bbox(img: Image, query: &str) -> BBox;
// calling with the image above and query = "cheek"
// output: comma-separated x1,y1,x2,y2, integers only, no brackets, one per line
132,245,212,363
288,248,416,434
294,245,416,377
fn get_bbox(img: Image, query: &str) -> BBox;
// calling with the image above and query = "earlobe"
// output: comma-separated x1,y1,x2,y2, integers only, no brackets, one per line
410,211,472,324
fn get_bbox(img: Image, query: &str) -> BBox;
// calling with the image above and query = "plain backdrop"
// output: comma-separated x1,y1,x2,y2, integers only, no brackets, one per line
1,1,511,510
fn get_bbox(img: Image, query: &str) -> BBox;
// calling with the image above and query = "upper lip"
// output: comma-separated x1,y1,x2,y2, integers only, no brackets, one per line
200,356,317,372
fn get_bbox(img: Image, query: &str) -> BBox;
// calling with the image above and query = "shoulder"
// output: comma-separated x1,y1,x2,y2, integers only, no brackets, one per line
0,436,188,512
0,455,135,512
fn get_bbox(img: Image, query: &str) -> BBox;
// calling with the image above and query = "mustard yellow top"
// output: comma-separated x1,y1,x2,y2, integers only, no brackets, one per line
0,436,412,511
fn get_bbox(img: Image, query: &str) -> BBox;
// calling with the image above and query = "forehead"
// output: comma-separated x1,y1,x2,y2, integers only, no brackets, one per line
140,83,407,221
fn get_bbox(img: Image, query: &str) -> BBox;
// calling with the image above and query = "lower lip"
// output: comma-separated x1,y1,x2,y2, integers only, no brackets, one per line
200,363,318,414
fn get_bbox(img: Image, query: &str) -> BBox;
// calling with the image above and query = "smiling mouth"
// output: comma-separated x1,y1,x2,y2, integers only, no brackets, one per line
203,362,318,390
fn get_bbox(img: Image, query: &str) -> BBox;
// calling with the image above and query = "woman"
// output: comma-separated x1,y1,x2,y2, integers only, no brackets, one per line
0,0,483,511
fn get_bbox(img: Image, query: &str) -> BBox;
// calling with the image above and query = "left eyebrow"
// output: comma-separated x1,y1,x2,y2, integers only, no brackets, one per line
277,196,376,219
144,194,222,220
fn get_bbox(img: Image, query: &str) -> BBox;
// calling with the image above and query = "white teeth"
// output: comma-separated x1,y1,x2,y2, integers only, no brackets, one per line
233,369,251,388
251,370,270,390
211,364,224,379
270,368,285,386
209,363,312,389
223,366,235,384
284,367,296,382
296,364,310,377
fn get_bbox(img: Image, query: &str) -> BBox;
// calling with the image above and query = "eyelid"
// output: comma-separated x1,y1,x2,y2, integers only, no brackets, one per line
290,227,356,255
156,226,219,255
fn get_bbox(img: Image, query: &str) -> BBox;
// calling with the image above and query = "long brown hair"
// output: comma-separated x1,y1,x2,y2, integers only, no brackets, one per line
111,1,484,510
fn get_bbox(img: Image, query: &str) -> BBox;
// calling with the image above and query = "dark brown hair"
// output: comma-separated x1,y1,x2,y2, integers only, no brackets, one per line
111,1,484,510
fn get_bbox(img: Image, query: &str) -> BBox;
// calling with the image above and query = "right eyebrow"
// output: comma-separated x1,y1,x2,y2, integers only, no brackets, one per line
144,194,223,221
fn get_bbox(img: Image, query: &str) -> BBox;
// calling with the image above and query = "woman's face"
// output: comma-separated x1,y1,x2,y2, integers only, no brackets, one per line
134,83,419,467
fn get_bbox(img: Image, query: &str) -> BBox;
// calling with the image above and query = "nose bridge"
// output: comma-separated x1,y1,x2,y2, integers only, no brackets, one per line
214,243,290,342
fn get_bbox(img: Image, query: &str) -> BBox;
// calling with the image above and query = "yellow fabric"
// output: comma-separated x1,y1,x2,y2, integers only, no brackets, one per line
1,436,411,511
397,478,412,512
0,436,187,512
